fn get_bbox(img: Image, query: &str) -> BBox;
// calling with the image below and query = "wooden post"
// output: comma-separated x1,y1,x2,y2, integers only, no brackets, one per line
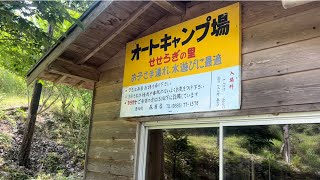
19,80,42,166
147,129,164,180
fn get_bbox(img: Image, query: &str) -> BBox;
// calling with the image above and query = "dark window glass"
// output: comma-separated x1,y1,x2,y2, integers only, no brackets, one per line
146,128,220,180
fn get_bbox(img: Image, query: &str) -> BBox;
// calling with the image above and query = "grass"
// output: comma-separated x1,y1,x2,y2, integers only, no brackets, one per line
0,132,12,149
188,135,217,152
0,95,29,110
187,131,320,178
188,135,250,156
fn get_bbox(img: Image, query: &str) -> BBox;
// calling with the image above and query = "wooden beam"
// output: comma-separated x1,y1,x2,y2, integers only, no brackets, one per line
98,14,184,72
47,59,100,82
153,1,185,16
75,80,86,88
26,1,112,85
54,75,67,84
76,2,153,65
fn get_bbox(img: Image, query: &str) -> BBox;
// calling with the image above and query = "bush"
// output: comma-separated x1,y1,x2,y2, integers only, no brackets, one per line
1,165,31,180
34,171,79,180
41,152,64,173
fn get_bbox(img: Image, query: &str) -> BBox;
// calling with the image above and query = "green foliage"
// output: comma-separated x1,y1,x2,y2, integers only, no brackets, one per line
42,84,92,157
0,66,26,96
0,1,92,76
0,132,11,149
290,132,320,171
225,125,282,153
40,152,63,173
33,171,78,180
1,165,31,180
52,107,90,156
164,130,197,179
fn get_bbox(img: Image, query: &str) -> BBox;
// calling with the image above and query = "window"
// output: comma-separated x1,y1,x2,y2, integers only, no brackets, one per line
136,112,320,180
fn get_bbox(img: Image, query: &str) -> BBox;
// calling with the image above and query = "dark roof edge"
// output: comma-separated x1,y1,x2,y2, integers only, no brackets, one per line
26,1,101,78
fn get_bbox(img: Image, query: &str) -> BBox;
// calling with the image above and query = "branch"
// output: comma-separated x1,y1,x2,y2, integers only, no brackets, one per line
38,93,60,115
38,86,54,113
65,95,75,110
0,38,21,41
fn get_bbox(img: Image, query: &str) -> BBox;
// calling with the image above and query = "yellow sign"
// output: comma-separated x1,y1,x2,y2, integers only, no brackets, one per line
123,3,241,87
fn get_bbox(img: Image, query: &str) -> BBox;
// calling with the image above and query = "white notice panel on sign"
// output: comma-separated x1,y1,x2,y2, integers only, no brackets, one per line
120,3,241,117
120,66,240,117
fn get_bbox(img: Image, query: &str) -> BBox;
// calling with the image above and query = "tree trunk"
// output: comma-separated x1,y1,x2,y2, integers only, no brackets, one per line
283,124,291,164
268,159,271,180
216,128,219,148
251,157,255,180
251,146,255,180
19,80,42,166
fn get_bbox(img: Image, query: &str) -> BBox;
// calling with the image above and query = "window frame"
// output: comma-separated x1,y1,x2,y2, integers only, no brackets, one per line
134,111,320,180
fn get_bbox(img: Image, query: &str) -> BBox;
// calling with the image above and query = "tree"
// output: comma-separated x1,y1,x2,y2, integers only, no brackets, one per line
0,0,92,167
0,1,91,76
19,80,42,166
224,125,282,180
164,130,197,179
281,124,291,164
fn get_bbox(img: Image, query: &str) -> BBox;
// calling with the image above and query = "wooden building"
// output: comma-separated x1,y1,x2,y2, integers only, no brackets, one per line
27,1,320,179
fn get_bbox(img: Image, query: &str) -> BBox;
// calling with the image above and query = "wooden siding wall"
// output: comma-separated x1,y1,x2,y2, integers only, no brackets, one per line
85,1,320,179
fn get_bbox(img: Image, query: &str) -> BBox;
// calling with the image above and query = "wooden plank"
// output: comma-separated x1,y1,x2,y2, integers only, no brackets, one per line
47,59,100,82
90,137,135,151
86,171,131,180
53,75,67,84
100,36,320,83
98,14,183,72
185,1,320,28
87,158,134,176
153,1,186,15
282,0,314,9
84,83,96,179
68,43,91,55
80,81,95,90
243,1,320,28
98,49,126,72
92,101,121,121
91,12,122,32
88,147,134,161
243,37,320,80
242,69,320,109
99,3,320,72
114,1,144,18
94,83,122,104
60,77,81,86
26,1,112,85
75,80,86,89
73,34,99,49
77,2,153,64
90,139,135,149
39,74,61,83
243,6,320,53
97,66,124,87
90,120,136,140
138,103,320,122
130,5,167,31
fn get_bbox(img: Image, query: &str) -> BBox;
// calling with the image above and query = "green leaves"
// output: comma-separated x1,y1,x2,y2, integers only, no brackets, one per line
0,1,92,76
